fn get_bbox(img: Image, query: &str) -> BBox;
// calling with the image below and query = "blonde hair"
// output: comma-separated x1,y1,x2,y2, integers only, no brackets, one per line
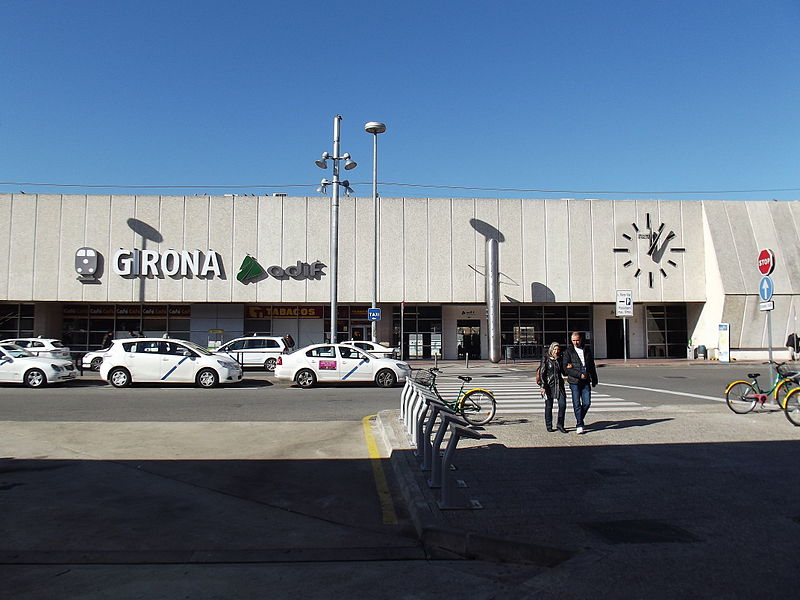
547,341,561,358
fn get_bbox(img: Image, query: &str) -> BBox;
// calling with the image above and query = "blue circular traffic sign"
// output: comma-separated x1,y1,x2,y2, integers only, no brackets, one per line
759,276,774,301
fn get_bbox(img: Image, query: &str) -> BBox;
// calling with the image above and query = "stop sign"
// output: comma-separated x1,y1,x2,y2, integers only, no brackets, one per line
757,249,775,275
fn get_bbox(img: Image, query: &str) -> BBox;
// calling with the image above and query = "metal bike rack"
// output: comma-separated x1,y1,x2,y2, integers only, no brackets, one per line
438,422,483,510
427,409,470,489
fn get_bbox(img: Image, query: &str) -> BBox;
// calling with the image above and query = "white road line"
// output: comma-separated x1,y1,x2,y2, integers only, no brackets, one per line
599,382,724,402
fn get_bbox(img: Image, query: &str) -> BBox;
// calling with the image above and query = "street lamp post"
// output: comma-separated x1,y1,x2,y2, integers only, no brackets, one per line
364,121,386,344
315,115,356,344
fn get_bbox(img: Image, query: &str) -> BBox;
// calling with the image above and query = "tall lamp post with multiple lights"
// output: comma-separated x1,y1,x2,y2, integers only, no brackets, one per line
315,115,357,344
364,121,386,344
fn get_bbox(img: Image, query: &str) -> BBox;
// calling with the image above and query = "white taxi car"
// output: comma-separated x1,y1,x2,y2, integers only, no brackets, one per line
0,343,78,387
342,340,399,359
82,348,109,371
214,335,288,371
274,343,409,388
99,338,243,388
0,337,72,361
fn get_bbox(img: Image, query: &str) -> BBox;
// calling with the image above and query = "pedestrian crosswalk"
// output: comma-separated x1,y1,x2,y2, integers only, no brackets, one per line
432,379,644,415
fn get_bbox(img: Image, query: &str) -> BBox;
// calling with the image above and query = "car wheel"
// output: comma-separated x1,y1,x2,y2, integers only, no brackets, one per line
196,368,218,388
264,358,277,372
109,368,131,388
90,357,103,371
375,369,397,388
24,368,47,388
296,369,316,388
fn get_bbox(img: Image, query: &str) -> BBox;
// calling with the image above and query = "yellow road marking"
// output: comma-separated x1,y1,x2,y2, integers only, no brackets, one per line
361,414,398,525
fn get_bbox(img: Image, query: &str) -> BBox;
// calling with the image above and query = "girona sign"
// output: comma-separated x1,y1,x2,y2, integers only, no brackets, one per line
113,249,222,278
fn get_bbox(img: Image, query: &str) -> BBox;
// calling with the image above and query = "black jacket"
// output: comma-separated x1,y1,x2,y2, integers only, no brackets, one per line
563,344,598,386
539,355,566,398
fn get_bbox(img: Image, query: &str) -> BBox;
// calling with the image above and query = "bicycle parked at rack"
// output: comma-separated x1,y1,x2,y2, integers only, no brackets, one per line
413,367,497,426
724,361,800,414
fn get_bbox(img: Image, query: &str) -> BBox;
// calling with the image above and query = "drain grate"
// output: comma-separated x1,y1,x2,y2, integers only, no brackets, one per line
581,519,700,544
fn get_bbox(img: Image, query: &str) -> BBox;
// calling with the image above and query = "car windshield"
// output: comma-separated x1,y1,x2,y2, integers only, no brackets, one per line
181,340,213,356
1,344,33,358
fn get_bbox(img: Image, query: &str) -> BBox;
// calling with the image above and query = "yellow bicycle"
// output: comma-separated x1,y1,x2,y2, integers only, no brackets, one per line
415,367,497,426
724,361,800,414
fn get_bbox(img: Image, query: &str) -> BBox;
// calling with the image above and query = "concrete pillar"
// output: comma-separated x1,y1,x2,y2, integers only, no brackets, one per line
486,239,501,363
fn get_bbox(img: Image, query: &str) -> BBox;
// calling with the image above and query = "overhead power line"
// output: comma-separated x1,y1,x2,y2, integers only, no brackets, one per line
1,180,799,195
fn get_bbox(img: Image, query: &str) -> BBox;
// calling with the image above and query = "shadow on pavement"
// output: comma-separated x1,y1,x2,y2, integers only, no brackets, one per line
586,418,673,431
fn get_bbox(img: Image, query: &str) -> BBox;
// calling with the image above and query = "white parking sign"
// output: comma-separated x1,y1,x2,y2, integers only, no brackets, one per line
616,289,633,317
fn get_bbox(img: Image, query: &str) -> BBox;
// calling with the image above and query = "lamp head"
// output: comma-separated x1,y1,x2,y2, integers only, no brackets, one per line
315,152,330,169
343,153,357,170
364,121,386,134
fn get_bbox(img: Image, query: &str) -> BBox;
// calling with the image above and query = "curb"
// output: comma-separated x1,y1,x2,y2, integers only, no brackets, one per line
375,410,576,568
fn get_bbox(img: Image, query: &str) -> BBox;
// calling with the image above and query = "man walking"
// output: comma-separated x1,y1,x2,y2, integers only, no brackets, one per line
563,331,598,434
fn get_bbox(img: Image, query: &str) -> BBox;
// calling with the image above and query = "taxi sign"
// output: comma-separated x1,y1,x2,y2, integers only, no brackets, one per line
367,308,381,321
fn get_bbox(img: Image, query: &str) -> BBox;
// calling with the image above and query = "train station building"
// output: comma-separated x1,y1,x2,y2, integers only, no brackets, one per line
0,193,798,360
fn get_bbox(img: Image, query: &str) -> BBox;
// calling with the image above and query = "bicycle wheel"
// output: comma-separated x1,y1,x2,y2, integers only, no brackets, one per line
774,379,799,409
460,389,497,426
725,381,757,414
784,387,800,427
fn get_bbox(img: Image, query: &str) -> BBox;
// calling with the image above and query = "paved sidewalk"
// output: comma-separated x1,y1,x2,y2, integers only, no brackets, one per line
377,387,800,598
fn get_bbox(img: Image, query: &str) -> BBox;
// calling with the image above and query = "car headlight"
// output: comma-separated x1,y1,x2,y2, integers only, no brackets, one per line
51,364,63,372
217,360,236,369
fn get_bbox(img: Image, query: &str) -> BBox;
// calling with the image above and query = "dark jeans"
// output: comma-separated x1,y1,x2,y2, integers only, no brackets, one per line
544,388,566,428
569,381,592,427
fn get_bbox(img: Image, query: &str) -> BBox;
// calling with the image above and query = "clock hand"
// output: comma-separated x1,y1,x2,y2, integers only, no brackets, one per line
652,231,676,262
647,230,663,256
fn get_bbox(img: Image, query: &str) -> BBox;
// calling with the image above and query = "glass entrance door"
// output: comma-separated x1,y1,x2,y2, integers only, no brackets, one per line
457,320,481,359
350,325,368,342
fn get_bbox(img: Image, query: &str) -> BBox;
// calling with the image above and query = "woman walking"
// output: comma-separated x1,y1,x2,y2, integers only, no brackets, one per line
537,342,568,433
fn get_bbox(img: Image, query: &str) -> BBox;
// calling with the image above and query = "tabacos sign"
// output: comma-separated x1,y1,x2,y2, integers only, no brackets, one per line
113,248,222,278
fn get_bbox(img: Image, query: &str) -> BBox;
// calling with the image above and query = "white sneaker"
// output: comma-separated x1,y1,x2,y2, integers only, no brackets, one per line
576,426,585,434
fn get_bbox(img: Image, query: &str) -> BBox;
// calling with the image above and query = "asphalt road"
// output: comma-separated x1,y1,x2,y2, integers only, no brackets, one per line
0,363,763,422
2,361,795,599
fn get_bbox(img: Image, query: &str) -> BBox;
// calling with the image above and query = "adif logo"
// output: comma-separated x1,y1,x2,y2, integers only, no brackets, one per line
75,247,100,283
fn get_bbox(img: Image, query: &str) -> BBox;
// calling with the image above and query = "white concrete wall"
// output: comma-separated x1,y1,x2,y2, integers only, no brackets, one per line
2,193,798,355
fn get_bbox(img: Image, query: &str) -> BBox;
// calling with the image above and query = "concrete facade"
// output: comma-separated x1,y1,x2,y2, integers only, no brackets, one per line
1,194,798,359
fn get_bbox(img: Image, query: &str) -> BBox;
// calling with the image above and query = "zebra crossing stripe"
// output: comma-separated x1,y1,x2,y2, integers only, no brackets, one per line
432,381,644,414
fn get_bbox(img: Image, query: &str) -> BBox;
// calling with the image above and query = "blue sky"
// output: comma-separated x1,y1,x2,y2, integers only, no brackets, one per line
2,0,798,200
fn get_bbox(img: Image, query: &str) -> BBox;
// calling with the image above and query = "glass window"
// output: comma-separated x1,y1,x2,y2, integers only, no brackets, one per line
265,340,280,348
307,346,336,358
245,339,267,349
519,306,542,319
339,346,367,360
138,341,161,354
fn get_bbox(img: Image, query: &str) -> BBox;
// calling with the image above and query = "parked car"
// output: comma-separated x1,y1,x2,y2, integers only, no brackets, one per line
342,340,399,359
99,338,243,388
82,348,109,371
214,335,288,371
0,337,72,361
0,343,78,387
274,343,409,388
